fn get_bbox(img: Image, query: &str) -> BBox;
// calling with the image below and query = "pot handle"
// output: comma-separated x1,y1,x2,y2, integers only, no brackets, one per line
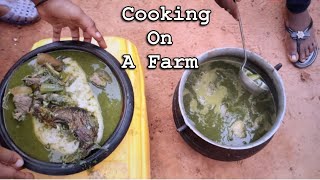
274,63,282,71
177,124,187,132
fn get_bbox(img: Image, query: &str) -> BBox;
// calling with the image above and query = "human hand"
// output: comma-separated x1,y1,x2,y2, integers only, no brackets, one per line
0,146,34,179
215,0,241,20
36,0,107,48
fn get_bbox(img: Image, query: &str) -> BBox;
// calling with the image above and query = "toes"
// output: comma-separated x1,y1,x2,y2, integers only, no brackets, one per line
286,36,299,62
309,44,315,54
305,48,311,58
300,48,307,62
288,54,299,63
299,43,309,62
313,40,318,50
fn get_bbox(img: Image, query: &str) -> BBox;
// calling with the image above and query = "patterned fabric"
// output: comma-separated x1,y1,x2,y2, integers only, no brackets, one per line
0,0,39,25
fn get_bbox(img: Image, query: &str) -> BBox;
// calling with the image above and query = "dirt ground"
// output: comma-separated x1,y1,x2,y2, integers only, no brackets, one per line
1,0,320,178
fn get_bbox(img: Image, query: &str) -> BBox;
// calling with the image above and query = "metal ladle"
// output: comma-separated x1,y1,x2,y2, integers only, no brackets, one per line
235,1,269,95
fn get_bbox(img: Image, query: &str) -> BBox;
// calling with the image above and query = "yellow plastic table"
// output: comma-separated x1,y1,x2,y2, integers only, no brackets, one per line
23,37,150,178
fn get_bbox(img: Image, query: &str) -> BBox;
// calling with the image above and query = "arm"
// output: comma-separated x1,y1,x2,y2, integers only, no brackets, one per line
33,0,107,48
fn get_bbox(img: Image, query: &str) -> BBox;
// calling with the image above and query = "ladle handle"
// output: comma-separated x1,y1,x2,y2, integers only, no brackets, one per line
234,1,247,71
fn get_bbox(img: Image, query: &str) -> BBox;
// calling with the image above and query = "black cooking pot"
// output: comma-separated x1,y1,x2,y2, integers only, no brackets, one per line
0,41,134,175
172,48,286,161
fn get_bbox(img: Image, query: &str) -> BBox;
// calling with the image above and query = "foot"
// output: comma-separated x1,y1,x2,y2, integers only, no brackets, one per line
285,10,318,63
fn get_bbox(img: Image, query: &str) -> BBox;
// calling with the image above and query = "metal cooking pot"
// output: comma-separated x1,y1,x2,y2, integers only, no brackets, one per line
172,48,286,161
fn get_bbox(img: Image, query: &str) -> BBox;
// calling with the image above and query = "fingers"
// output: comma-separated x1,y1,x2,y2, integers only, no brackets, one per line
83,31,92,43
0,163,34,179
79,15,107,48
229,7,240,21
52,26,62,42
228,0,240,20
215,0,239,20
69,26,80,41
93,31,107,49
0,147,23,169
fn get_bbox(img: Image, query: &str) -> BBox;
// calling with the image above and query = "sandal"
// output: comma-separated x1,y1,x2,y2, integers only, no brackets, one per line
285,19,318,68
0,0,39,25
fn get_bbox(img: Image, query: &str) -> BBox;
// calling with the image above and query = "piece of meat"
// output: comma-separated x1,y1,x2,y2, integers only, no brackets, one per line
34,93,75,106
32,103,56,127
37,53,63,72
23,77,41,87
12,94,32,121
53,107,98,150
89,69,112,88
10,86,32,96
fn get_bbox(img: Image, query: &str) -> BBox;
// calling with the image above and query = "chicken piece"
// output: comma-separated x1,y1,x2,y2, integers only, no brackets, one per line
12,94,32,121
37,53,64,72
89,69,112,88
10,86,32,95
23,77,41,88
6,86,33,121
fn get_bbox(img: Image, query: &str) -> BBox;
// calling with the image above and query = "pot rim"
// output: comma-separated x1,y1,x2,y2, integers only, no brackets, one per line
178,47,286,150
0,41,134,175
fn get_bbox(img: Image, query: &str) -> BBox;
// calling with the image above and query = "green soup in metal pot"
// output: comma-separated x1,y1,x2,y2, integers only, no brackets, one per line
183,59,276,147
